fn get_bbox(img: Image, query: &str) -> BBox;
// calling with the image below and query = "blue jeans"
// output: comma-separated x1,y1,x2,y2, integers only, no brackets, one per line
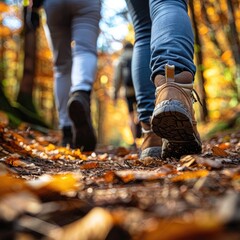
125,0,195,123
43,0,101,128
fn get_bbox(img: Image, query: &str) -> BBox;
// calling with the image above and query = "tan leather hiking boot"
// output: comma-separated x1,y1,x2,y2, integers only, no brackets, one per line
151,64,202,159
140,122,162,160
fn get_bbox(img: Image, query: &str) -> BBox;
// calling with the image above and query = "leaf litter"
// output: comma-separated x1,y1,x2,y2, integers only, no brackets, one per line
0,123,240,240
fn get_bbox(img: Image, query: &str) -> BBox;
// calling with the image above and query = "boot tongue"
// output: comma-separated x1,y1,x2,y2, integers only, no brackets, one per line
165,64,175,83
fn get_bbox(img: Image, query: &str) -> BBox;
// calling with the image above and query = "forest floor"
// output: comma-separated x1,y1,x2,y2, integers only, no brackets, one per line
0,119,240,240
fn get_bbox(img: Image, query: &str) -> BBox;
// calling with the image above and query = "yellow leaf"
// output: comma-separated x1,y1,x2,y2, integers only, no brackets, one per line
28,174,79,193
171,170,209,182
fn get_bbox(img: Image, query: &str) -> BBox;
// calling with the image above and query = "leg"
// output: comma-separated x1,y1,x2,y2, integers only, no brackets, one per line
125,0,162,159
150,0,196,80
44,0,73,145
70,0,101,93
125,0,155,123
150,0,202,159
68,0,101,151
126,96,137,147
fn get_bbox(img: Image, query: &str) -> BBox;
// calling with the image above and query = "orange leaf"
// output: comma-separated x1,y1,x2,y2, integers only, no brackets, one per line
5,154,27,167
0,175,27,196
104,171,115,183
0,3,9,12
217,142,231,150
115,169,173,183
212,146,228,157
171,170,209,182
80,162,99,169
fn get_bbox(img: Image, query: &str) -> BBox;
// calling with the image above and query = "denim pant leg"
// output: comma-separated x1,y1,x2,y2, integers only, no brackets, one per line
125,0,156,123
150,0,196,81
71,1,101,93
44,0,101,129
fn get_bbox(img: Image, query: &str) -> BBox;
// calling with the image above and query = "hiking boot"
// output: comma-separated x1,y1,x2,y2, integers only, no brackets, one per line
139,122,162,160
61,126,73,147
151,64,202,159
67,90,97,152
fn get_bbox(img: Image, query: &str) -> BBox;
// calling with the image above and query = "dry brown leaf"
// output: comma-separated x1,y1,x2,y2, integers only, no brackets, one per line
115,147,130,157
115,168,172,183
139,214,222,240
212,146,228,157
80,162,99,169
0,192,41,221
196,157,223,169
48,207,113,240
0,111,9,126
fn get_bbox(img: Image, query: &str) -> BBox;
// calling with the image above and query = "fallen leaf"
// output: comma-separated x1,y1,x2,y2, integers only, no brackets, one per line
196,157,223,169
28,173,80,193
104,171,115,183
171,170,209,182
115,168,174,183
0,192,41,221
0,175,28,196
80,162,99,169
48,207,113,240
0,111,9,126
217,142,231,150
212,146,228,157
115,147,130,157
180,155,197,167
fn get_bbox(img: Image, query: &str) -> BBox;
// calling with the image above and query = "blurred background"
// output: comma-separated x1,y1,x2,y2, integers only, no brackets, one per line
0,0,239,147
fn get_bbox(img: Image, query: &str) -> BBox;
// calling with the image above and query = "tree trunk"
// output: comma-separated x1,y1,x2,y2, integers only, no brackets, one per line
15,6,49,128
189,1,208,122
226,0,240,102
17,6,38,113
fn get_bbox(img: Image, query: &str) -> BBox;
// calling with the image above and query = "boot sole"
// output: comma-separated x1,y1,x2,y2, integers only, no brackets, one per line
68,99,96,151
152,99,202,159
140,147,162,160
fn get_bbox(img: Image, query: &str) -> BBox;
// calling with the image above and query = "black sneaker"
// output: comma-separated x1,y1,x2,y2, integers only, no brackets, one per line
67,91,97,152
